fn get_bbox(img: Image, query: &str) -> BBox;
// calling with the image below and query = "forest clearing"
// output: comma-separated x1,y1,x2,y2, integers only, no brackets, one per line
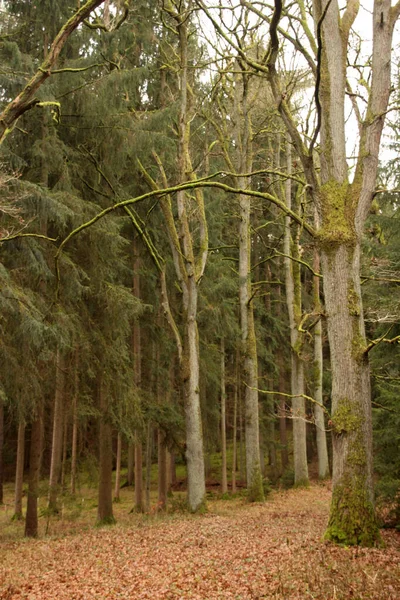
0,484,399,600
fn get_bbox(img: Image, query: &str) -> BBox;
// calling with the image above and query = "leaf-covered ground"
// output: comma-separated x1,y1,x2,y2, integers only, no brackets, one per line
0,485,399,599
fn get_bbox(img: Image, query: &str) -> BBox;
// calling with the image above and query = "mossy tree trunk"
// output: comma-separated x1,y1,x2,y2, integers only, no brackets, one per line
264,0,398,544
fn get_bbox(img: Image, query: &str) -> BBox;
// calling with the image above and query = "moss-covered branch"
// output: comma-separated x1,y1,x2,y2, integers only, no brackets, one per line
0,0,105,144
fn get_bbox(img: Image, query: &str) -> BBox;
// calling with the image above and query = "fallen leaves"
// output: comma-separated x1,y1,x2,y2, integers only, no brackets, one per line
0,485,399,599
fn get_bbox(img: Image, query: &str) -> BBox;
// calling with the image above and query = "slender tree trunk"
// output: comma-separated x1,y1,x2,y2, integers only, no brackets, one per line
278,348,289,472
283,140,308,485
127,443,134,486
313,244,330,479
48,349,66,512
13,421,25,519
114,433,122,502
70,349,79,496
231,349,239,493
169,453,177,488
220,338,228,493
97,379,114,525
158,429,167,510
70,402,78,496
234,66,263,501
60,412,68,490
134,437,143,512
239,386,245,483
145,421,152,512
132,240,144,512
25,405,44,538
0,399,3,504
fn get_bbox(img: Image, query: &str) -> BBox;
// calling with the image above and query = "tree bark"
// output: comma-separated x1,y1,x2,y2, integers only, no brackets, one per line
0,399,3,504
97,378,114,525
70,348,79,496
145,421,152,512
114,433,122,502
220,338,228,494
25,405,44,538
313,244,330,479
48,349,66,513
127,443,134,486
231,348,239,494
158,429,167,510
283,140,308,485
235,67,263,502
134,438,144,512
13,421,25,519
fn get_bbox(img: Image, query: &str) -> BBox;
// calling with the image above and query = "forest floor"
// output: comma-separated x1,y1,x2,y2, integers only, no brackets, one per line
0,483,399,600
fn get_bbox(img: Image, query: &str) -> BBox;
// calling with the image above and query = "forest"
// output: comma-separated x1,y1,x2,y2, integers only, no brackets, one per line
0,0,400,598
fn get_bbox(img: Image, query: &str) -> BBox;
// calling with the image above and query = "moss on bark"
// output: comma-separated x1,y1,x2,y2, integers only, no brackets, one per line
247,463,265,503
325,474,381,546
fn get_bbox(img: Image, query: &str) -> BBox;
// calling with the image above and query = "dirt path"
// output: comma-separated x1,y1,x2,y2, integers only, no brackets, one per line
0,486,399,599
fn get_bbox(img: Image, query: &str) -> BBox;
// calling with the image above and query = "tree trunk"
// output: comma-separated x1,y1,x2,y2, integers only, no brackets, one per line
322,242,377,544
70,349,79,496
220,338,228,494
114,433,122,502
313,245,330,479
0,399,3,504
132,239,144,512
278,351,289,472
127,443,134,486
283,140,308,485
13,421,25,519
231,349,239,494
60,412,68,490
25,405,44,538
234,64,263,501
48,349,66,513
169,453,177,488
134,438,144,512
158,429,167,510
145,421,152,511
97,379,114,525
182,281,206,511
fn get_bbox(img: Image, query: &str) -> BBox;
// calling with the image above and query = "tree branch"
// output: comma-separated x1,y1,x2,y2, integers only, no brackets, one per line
0,0,105,144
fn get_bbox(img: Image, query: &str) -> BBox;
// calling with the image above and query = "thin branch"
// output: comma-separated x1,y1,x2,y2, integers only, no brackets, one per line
309,0,332,155
245,383,330,416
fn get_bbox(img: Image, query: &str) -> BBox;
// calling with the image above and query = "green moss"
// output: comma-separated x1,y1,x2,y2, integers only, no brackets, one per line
351,323,367,363
95,515,116,527
331,399,360,435
189,496,207,514
247,463,265,503
325,475,381,546
294,477,310,489
347,283,360,317
318,180,356,250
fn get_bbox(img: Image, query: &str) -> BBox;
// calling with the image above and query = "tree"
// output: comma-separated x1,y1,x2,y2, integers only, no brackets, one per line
197,0,400,544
